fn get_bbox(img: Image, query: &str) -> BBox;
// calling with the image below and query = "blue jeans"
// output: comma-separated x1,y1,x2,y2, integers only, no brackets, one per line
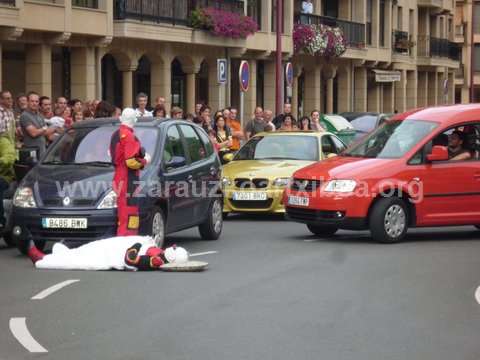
0,177,8,225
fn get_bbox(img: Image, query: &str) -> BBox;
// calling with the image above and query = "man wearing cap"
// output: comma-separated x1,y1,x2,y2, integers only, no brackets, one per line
110,108,151,236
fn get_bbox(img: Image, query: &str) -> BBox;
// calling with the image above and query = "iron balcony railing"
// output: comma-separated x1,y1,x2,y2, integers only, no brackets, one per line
417,35,461,61
115,0,244,25
0,0,15,5
72,0,98,8
294,14,366,49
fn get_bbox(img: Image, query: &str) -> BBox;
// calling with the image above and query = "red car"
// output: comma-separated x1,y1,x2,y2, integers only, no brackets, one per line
284,105,480,243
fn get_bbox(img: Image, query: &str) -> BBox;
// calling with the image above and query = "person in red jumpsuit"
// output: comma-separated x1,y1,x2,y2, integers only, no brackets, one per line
110,108,150,236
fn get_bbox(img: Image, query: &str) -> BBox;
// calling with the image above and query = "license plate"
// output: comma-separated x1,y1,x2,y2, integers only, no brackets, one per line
42,218,88,229
232,192,268,201
288,196,310,207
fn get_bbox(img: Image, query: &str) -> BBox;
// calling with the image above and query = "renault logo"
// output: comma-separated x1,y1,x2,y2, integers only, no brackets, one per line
63,197,71,206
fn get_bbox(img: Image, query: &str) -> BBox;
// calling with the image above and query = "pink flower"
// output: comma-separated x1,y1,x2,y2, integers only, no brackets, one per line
193,8,258,39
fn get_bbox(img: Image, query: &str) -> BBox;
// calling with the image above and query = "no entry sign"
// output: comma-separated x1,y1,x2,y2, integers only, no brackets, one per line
239,60,250,92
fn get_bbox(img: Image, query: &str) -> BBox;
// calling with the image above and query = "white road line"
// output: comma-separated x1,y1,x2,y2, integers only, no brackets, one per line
189,251,219,257
31,279,80,300
475,286,480,305
9,318,48,353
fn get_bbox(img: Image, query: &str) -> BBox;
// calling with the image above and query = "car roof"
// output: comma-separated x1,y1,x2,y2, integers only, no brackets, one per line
403,104,480,126
71,117,191,129
253,130,335,137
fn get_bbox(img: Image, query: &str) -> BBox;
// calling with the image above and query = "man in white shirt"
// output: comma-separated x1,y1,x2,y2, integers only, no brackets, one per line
135,93,153,117
302,0,313,14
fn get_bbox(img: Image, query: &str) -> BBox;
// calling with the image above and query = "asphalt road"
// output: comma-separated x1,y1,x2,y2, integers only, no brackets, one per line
1,216,480,360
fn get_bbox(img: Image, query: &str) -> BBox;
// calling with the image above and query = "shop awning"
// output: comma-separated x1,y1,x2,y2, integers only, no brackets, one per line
373,69,401,82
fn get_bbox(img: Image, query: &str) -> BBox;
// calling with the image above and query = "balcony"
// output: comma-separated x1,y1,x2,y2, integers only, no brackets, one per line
72,0,98,8
417,35,461,60
417,0,444,8
455,24,464,37
0,0,15,6
392,30,412,55
294,14,365,49
115,0,244,26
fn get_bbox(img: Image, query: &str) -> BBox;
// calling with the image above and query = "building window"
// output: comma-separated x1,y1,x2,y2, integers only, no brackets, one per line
379,0,385,47
256,60,264,109
474,45,480,71
247,0,262,29
475,3,480,34
397,6,403,30
366,0,372,45
409,9,414,35
271,0,284,33
322,0,338,18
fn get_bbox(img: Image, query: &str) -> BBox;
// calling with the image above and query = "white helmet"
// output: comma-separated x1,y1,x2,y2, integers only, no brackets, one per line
120,107,137,128
164,245,189,264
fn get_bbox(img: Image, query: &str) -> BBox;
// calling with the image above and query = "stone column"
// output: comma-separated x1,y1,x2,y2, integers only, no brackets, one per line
291,68,300,118
122,70,134,108
207,58,221,113
417,71,428,107
354,67,367,112
368,82,381,112
427,71,438,106
337,66,352,113
151,55,173,113
182,64,200,115
262,0,272,32
394,70,407,113
304,64,322,115
406,70,418,110
70,47,96,101
437,70,448,105
263,60,276,112
383,82,394,113
26,44,52,97
448,71,455,104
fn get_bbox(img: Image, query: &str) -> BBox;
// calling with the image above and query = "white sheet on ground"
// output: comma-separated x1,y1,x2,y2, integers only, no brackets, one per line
35,236,156,271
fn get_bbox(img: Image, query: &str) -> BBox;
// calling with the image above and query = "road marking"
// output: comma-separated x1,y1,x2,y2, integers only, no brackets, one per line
189,251,219,257
31,279,80,300
475,286,480,305
304,239,319,243
9,318,48,353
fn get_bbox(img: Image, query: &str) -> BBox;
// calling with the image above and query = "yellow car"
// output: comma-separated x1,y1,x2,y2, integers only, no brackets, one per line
222,131,346,214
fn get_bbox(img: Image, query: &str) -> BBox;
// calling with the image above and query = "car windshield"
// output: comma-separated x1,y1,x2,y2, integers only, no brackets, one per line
234,135,319,161
343,119,438,159
43,126,158,165
350,115,378,133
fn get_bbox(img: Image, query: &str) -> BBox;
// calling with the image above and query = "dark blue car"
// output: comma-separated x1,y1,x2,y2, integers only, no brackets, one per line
12,118,223,254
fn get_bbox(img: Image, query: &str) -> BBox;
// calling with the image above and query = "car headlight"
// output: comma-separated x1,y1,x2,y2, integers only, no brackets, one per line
324,180,357,193
97,190,118,209
222,177,232,187
273,177,291,187
13,187,37,208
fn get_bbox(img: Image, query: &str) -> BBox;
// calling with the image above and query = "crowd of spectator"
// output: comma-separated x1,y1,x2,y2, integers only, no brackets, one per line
0,88,328,231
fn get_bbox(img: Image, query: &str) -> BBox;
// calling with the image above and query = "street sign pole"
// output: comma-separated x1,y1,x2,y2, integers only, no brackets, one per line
217,58,227,109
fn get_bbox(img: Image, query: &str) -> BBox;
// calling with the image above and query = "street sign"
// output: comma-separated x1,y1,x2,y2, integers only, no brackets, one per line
239,60,250,92
285,62,294,87
217,58,227,84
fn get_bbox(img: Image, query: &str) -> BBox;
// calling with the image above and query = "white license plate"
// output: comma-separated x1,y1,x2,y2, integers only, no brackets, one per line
232,192,268,201
42,218,88,229
288,196,310,207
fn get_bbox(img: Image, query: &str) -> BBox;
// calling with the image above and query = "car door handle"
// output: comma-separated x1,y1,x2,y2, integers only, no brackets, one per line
187,175,193,181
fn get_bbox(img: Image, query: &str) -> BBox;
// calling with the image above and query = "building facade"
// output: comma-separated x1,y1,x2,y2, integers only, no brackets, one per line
0,0,459,124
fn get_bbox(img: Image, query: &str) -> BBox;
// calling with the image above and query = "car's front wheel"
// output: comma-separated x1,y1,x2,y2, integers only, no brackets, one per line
199,198,223,240
307,224,338,237
369,197,408,243
144,207,165,248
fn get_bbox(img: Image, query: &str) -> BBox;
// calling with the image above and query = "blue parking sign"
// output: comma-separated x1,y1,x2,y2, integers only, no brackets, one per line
217,59,227,84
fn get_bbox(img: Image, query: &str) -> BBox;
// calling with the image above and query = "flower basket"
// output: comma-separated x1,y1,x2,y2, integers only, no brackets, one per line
189,7,258,39
293,23,347,58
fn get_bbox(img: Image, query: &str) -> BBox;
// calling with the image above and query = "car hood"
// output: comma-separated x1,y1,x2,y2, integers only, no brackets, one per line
223,159,316,180
22,165,115,204
293,156,397,181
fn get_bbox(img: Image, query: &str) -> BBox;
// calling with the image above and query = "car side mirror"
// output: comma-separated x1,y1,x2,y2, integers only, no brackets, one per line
223,153,234,163
165,156,186,170
426,145,449,162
